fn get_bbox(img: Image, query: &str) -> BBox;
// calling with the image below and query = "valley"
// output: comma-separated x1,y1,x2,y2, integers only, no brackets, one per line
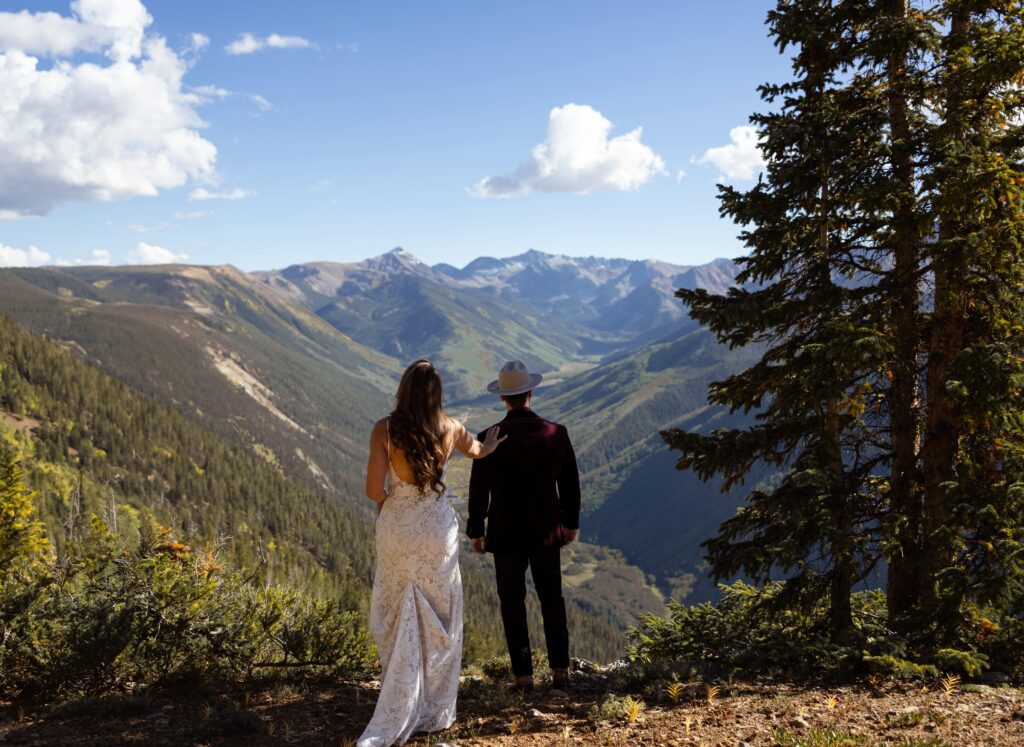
0,246,758,655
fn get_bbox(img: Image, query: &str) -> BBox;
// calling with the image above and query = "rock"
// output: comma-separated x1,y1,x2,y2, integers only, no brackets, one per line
549,688,568,698
528,708,550,719
890,706,921,715
572,657,600,673
790,715,811,729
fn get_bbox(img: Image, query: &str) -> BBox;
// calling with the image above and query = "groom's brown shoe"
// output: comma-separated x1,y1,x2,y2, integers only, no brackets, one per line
551,668,571,691
506,675,534,694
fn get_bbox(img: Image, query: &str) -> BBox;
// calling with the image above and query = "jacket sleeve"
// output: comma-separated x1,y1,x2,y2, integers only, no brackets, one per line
557,426,581,530
467,430,493,539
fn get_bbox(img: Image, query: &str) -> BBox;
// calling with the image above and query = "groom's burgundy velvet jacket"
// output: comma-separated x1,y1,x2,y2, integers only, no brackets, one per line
467,407,581,553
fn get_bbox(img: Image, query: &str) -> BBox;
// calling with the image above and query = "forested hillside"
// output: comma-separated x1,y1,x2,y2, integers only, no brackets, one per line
0,264,397,503
0,314,627,662
0,248,764,611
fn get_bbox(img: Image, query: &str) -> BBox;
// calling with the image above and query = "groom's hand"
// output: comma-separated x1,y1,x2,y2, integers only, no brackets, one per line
562,528,578,544
471,536,486,554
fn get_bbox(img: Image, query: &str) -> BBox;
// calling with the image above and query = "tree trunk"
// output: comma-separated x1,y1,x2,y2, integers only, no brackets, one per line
885,0,924,621
919,6,971,615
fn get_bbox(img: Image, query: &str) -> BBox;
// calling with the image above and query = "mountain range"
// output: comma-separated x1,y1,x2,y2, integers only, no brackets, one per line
0,246,759,644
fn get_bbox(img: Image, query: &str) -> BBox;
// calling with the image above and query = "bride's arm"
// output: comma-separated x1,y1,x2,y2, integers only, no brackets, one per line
365,419,389,513
450,418,507,459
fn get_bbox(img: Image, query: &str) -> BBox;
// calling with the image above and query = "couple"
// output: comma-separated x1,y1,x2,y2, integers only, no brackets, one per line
356,359,581,747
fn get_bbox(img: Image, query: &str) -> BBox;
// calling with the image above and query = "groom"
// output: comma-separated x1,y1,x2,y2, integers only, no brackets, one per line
467,360,581,693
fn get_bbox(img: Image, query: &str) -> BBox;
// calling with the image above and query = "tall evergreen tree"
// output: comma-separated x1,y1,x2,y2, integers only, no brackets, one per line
916,1,1024,629
669,0,1024,646
664,0,900,639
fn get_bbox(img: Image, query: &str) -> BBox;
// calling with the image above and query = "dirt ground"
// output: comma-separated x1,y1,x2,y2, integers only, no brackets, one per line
1,672,1021,746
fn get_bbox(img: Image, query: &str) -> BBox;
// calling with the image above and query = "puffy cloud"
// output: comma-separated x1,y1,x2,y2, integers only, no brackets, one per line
188,32,209,54
72,248,111,265
0,0,152,60
188,187,253,201
90,248,111,264
129,241,187,264
0,1,217,218
0,243,51,267
696,125,766,181
54,248,112,265
225,32,314,55
471,104,666,198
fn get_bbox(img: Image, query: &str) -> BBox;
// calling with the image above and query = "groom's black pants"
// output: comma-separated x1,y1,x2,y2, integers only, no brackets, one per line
493,544,570,677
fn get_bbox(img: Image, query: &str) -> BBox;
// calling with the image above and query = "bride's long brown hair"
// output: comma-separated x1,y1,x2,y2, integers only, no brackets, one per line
388,359,449,496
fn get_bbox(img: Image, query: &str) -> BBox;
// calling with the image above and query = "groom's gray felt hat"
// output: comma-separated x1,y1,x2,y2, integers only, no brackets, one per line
487,360,542,396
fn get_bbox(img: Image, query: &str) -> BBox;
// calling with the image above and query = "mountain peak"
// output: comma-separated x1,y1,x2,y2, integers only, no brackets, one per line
371,247,425,268
513,248,553,264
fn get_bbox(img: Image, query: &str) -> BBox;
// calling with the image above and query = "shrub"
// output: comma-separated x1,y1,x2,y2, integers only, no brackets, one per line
0,512,376,702
629,581,1014,683
587,694,645,723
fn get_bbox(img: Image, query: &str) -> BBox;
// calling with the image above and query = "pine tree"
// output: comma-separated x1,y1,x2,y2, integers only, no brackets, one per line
668,0,1024,646
0,441,50,578
915,1,1024,629
664,0,901,639
878,0,932,623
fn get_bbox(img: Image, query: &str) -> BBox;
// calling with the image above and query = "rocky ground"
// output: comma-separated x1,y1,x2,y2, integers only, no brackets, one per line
1,665,1022,746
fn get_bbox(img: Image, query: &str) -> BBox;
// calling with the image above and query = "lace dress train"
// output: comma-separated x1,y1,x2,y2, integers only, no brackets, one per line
356,456,463,746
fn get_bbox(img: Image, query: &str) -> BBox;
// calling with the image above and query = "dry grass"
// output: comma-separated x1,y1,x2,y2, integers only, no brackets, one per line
1,674,1022,746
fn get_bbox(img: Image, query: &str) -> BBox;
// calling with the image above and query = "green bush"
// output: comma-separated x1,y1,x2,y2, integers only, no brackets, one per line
629,581,870,679
629,581,1012,683
0,515,376,701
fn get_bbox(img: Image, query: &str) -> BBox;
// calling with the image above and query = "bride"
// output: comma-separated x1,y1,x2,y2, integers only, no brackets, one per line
357,359,505,747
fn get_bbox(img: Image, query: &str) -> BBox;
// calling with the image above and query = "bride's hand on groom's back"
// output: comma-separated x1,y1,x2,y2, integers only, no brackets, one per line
481,426,507,455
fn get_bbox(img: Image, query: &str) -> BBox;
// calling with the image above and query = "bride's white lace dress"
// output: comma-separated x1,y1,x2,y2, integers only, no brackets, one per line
356,429,463,747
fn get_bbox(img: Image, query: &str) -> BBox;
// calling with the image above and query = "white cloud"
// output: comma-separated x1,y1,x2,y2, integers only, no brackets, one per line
225,32,314,55
192,83,231,100
696,125,766,181
675,169,687,183
174,209,210,220
53,247,112,265
72,248,111,265
188,187,253,201
225,32,260,55
471,104,666,198
0,243,50,267
129,241,187,264
0,1,218,219
188,32,209,54
248,93,272,111
191,84,271,112
266,33,312,50
0,0,152,60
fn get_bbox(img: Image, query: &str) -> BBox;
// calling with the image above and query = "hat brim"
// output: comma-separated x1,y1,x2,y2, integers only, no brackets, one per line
487,372,543,396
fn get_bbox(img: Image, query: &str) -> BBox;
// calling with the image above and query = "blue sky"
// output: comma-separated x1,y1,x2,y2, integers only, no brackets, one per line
0,0,787,271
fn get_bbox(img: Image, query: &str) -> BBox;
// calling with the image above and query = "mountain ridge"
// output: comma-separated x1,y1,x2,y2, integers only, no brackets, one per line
1,247,754,608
